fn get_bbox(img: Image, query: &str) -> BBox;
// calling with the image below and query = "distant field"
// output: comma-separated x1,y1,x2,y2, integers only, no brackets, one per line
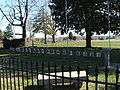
35,39,120,48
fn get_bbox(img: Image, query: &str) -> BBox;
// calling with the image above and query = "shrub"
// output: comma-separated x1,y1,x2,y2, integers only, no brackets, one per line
3,38,25,49
3,38,11,49
11,39,25,48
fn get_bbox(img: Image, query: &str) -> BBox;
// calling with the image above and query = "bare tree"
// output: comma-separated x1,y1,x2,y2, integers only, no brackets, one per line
0,0,41,40
26,18,35,40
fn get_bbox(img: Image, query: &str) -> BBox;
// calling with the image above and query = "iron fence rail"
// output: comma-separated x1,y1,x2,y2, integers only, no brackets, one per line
0,55,120,90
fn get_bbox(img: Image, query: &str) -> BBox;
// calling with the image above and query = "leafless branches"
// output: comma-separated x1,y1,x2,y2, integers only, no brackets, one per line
0,0,41,39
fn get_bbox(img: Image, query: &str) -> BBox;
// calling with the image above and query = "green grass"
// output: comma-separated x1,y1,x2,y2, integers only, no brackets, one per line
36,40,85,47
92,40,120,48
35,40,120,48
1,39,120,48
80,70,118,90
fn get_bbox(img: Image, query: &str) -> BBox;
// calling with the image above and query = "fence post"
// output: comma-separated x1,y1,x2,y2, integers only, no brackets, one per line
25,61,29,87
2,60,5,90
30,60,34,86
61,64,64,90
77,65,80,90
54,63,57,88
69,65,72,89
86,67,89,90
42,62,44,88
116,65,119,90
5,61,8,90
48,62,51,90
9,59,12,90
36,60,39,86
0,65,1,90
105,66,108,90
21,60,24,90
13,59,16,90
17,59,20,90
95,66,98,90
102,48,111,66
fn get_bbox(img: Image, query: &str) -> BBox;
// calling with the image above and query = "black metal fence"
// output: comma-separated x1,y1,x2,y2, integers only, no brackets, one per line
10,47,106,67
0,55,120,90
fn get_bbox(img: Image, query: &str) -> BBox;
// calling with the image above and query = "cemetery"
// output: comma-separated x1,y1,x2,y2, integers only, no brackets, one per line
0,0,120,90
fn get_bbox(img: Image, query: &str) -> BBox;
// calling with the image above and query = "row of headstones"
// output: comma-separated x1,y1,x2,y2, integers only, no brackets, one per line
10,47,105,58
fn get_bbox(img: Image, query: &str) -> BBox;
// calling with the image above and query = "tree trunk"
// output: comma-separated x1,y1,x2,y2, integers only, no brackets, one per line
44,33,47,44
52,34,55,43
22,25,26,46
85,28,91,48
22,25,26,39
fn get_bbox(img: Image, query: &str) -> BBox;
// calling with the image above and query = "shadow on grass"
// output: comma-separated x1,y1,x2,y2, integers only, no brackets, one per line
107,85,120,90
24,84,82,90
24,85,45,90
93,85,120,90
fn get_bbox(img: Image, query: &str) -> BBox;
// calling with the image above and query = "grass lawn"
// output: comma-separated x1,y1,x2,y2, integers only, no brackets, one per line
0,39,120,48
80,69,118,90
35,39,120,48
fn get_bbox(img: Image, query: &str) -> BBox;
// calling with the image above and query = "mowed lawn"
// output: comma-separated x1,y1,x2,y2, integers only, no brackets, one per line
0,39,120,48
36,39,120,48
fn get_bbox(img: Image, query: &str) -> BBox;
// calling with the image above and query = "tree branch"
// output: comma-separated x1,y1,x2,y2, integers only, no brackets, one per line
13,8,21,21
24,0,28,25
0,8,22,26
18,0,23,24
12,23,22,26
0,8,13,25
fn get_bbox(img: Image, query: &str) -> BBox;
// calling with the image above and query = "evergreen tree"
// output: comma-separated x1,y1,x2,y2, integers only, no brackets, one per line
49,0,120,47
4,24,13,39
32,8,55,44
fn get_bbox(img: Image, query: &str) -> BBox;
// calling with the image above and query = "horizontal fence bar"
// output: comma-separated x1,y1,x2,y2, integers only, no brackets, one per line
0,55,119,90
